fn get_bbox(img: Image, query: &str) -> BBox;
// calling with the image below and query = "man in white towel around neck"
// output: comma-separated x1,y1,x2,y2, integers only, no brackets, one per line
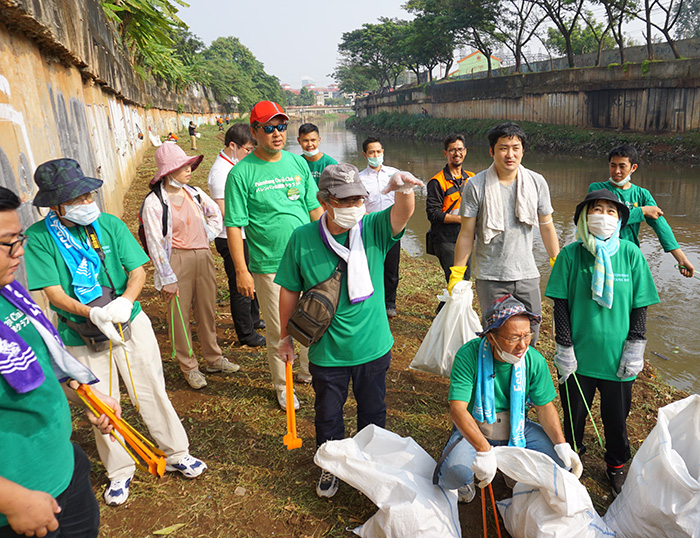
275,163,422,499
449,122,560,344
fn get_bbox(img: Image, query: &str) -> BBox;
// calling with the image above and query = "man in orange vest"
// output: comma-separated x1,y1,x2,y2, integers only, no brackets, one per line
426,134,475,286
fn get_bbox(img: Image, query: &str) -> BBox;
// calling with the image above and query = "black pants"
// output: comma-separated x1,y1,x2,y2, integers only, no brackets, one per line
310,351,391,447
559,373,634,467
215,237,261,341
0,444,99,538
384,241,401,309
432,239,471,284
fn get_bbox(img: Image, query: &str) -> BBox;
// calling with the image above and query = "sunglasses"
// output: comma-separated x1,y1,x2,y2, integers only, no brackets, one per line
258,124,288,134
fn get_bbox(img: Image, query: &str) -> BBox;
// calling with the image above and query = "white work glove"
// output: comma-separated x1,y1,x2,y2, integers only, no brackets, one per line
278,335,296,365
103,297,133,324
381,171,424,195
554,343,577,384
554,442,583,478
471,449,497,488
89,306,125,346
616,339,646,379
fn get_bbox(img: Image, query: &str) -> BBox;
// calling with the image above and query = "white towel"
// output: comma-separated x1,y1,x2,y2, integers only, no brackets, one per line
482,164,539,245
320,213,374,304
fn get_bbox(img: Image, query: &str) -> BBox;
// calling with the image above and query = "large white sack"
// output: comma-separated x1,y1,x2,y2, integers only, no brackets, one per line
494,446,614,538
314,425,461,538
409,280,482,377
603,394,700,538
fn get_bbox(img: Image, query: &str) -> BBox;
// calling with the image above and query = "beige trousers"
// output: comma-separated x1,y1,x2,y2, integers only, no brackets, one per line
252,272,310,391
67,311,190,481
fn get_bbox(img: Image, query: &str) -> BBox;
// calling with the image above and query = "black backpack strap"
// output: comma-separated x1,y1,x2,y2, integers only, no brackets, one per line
84,225,117,292
151,187,168,237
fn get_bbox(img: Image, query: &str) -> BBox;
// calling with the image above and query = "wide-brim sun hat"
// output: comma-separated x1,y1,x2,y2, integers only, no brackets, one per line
319,163,369,199
152,143,203,185
573,189,630,228
33,158,103,207
477,294,542,336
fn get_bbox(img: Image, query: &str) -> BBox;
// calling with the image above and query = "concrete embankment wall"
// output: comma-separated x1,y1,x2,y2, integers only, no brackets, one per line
356,59,700,134
0,0,223,233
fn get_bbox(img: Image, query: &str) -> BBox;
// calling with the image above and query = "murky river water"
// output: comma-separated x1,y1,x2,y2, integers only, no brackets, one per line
287,118,700,394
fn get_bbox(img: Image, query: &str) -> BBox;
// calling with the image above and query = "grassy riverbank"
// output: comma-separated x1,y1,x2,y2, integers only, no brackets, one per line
76,125,688,537
348,112,700,163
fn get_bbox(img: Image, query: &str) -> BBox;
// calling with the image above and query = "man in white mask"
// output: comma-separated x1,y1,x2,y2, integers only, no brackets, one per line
276,163,422,498
25,158,207,507
435,294,582,504
297,123,337,185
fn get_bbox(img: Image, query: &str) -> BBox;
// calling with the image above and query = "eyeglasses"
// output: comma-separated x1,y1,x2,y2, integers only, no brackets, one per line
0,234,27,257
330,196,365,208
241,146,255,154
258,124,288,134
447,147,466,154
65,191,97,206
495,331,534,344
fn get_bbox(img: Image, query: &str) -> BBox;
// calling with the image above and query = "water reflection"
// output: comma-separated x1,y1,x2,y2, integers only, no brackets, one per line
287,118,700,394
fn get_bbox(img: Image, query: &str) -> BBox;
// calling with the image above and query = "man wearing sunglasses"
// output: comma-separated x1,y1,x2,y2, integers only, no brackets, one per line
225,101,324,410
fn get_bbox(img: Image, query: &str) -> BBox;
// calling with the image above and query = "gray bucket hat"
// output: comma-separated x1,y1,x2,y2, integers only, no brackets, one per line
319,163,369,199
33,159,103,207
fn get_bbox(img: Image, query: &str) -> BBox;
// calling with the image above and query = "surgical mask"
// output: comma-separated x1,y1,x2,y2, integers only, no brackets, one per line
331,204,365,229
587,214,619,240
169,176,186,189
302,148,320,157
609,175,631,188
63,202,101,226
367,155,383,168
492,339,523,365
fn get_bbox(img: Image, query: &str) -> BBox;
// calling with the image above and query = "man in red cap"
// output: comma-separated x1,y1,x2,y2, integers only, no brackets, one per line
224,101,324,410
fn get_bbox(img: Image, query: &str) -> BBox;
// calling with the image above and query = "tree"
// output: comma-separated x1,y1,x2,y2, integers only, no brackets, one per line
331,61,380,94
494,0,547,72
399,11,458,80
595,0,637,64
534,0,587,67
674,0,700,38
545,18,615,57
636,0,685,58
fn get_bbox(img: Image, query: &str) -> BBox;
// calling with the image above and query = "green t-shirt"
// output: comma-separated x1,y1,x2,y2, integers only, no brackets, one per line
588,181,679,251
303,153,338,185
274,208,402,367
25,213,148,346
448,338,557,412
225,151,321,274
545,240,660,381
0,296,73,527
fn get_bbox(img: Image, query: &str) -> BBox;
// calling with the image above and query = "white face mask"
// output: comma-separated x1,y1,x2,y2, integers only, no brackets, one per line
609,175,632,188
491,338,524,364
367,155,383,168
331,204,366,229
63,202,101,226
303,148,320,158
169,176,186,189
587,213,619,240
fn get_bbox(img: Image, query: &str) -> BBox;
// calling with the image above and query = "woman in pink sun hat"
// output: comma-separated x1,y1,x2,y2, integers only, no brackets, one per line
142,143,240,389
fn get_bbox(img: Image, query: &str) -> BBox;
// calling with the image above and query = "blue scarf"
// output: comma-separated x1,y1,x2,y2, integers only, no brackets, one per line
45,211,103,304
473,338,526,448
576,215,621,309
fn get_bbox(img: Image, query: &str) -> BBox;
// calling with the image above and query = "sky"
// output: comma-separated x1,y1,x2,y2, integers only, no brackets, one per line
178,0,411,88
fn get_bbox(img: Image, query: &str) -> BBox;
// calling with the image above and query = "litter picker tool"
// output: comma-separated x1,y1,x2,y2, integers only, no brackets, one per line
481,483,503,538
283,362,302,450
75,383,166,477
171,296,194,360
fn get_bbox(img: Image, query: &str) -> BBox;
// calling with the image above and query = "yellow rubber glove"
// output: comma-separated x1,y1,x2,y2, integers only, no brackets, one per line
447,266,467,294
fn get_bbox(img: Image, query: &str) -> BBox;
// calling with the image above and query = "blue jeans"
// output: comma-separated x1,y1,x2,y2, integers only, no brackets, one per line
437,420,564,490
309,351,391,447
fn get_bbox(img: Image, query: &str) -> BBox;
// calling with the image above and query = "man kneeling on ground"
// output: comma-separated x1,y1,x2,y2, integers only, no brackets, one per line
435,295,582,502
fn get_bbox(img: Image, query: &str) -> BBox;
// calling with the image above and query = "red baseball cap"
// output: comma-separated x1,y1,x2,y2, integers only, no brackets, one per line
250,101,289,124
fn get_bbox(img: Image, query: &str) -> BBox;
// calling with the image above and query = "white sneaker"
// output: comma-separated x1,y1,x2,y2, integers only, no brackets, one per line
457,482,476,503
185,370,207,390
165,455,208,478
316,470,339,498
277,389,299,410
104,475,133,506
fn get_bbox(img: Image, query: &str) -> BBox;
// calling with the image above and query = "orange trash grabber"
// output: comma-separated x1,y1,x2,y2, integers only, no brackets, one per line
282,362,302,450
481,483,503,538
75,383,166,477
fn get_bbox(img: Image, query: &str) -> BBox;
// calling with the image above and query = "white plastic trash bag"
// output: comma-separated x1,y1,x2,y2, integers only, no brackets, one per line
314,425,461,538
409,280,482,377
603,394,700,537
494,446,613,538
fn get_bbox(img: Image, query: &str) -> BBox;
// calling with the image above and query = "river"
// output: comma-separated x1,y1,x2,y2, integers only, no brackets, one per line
287,118,700,395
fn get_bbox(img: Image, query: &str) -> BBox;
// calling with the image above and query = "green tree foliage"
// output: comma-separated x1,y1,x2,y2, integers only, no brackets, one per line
674,0,700,38
546,19,616,55
331,61,380,94
201,37,283,112
283,88,317,106
534,0,587,67
400,13,457,80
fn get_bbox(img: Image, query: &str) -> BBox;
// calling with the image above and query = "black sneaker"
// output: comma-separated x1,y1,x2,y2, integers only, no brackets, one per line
316,470,339,498
254,319,266,330
240,333,266,347
606,467,625,497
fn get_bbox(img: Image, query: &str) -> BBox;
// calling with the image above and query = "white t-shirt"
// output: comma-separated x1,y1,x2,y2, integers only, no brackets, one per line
358,165,399,213
207,149,244,240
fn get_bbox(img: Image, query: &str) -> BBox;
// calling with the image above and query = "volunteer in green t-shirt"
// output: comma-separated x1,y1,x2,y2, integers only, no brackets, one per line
297,123,338,185
0,186,119,537
545,189,659,498
225,101,324,411
435,295,582,504
588,144,695,278
276,163,422,499
24,159,206,507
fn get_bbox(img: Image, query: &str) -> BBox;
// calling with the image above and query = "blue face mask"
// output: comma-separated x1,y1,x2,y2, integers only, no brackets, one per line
367,155,384,168
63,202,101,226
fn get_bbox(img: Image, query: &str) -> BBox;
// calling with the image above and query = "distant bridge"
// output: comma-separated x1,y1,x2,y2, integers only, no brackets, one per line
286,106,353,120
